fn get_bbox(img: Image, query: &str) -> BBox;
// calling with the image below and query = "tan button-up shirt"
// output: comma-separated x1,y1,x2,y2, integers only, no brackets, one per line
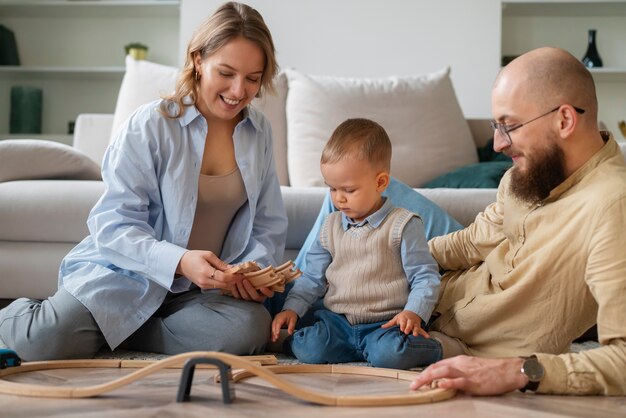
430,134,626,395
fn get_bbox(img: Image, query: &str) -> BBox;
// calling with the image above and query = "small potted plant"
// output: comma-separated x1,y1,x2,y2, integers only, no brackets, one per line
124,43,149,60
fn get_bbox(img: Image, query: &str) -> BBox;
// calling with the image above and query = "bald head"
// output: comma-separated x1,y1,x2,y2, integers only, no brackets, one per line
494,47,598,125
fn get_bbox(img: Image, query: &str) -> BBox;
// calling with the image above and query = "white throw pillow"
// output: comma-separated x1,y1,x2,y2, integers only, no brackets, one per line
251,72,289,185
109,56,179,144
284,68,478,187
0,139,101,182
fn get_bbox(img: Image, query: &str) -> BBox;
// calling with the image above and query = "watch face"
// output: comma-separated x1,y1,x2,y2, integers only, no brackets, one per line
523,357,545,382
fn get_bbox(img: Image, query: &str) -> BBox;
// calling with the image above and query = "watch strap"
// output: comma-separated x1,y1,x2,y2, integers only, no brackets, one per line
520,355,542,393
521,376,540,393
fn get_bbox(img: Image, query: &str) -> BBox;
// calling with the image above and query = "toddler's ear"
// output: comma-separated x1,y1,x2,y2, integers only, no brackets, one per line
376,172,390,192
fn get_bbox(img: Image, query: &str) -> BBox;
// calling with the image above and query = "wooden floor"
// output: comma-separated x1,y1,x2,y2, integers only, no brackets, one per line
0,366,625,417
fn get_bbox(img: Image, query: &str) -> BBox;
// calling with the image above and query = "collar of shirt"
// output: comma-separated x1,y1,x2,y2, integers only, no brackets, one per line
175,98,262,132
341,197,392,231
541,132,616,205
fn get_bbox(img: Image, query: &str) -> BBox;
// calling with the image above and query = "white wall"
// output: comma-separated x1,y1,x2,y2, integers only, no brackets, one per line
180,0,501,119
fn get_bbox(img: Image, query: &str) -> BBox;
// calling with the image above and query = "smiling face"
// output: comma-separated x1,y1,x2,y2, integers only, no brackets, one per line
321,157,388,223
194,36,265,122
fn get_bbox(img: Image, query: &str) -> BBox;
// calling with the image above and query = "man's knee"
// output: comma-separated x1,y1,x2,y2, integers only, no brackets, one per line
429,331,466,359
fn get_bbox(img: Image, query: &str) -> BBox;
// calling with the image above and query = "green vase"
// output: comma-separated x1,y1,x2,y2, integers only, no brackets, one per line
10,86,43,134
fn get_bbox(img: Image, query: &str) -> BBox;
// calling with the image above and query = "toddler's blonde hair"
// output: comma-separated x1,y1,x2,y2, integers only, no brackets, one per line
321,118,391,171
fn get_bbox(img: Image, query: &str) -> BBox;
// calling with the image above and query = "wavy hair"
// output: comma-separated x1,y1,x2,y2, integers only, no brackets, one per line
162,2,277,118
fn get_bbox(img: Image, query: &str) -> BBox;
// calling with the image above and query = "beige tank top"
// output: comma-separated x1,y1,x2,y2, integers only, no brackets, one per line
186,167,247,256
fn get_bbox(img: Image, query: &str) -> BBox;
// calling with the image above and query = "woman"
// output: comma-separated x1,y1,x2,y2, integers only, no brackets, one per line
0,2,287,360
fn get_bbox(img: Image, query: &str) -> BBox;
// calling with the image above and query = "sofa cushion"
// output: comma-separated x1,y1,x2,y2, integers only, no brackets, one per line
284,68,478,188
0,180,104,242
0,139,101,182
424,161,512,189
109,57,290,185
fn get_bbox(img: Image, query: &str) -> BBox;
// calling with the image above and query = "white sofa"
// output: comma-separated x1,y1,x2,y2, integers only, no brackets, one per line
0,59,512,299
0,127,497,300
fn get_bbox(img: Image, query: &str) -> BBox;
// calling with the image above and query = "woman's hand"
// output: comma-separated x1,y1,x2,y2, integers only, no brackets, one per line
228,280,275,302
176,250,243,290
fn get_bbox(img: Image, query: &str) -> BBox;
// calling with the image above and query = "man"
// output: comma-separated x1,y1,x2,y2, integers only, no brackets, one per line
410,47,626,395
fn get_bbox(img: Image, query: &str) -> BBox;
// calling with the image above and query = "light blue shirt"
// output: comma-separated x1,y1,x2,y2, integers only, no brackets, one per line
284,198,441,322
60,99,288,349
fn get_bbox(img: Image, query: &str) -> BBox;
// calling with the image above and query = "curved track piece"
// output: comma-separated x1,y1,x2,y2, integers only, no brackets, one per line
0,352,455,406
229,364,455,406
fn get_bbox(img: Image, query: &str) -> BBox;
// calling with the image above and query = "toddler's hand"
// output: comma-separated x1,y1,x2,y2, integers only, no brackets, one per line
271,310,298,342
381,310,429,338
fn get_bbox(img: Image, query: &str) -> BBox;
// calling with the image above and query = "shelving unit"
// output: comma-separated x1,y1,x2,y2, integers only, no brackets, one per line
501,1,626,138
0,0,180,141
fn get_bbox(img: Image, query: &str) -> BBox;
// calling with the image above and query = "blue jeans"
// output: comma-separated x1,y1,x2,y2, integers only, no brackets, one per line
286,310,442,369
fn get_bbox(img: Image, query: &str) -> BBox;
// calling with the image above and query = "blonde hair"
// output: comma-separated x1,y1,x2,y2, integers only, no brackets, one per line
321,118,392,171
162,2,277,118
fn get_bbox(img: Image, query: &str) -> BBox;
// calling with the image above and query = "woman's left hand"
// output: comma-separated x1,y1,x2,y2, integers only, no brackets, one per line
229,279,275,302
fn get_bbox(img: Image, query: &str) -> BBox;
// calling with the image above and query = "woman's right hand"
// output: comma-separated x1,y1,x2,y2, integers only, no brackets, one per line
176,250,244,290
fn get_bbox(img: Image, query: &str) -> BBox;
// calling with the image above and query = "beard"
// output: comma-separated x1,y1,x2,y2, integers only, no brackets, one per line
509,134,567,203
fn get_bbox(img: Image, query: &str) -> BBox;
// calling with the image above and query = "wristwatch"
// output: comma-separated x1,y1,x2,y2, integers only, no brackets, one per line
520,355,544,392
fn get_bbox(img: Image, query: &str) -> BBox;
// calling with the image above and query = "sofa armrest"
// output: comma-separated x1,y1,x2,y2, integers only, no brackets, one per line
73,114,113,167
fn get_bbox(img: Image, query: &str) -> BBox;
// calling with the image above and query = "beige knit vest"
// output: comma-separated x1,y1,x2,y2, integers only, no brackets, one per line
320,207,416,324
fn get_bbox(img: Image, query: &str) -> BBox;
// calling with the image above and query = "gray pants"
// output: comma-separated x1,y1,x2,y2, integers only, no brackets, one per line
0,287,271,361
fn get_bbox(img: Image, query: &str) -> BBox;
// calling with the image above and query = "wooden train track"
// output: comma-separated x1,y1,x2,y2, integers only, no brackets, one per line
0,352,455,406
222,260,302,295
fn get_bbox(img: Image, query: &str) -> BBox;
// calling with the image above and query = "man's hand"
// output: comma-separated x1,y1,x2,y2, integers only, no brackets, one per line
176,250,243,289
381,310,429,337
410,355,528,396
271,310,298,342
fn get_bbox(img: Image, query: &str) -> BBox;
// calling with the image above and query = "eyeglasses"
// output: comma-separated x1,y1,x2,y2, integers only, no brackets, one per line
490,105,585,146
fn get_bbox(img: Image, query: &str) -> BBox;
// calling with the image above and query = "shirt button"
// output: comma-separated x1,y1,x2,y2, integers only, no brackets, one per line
518,235,524,243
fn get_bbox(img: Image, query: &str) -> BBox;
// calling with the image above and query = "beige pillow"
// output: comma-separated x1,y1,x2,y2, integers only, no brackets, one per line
109,56,179,144
0,139,101,182
284,68,478,187
251,72,289,185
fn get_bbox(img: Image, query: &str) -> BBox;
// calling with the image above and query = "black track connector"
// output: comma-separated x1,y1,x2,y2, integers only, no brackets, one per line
176,357,235,404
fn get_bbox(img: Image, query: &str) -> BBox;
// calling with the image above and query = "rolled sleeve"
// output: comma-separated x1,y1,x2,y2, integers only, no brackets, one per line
535,339,626,395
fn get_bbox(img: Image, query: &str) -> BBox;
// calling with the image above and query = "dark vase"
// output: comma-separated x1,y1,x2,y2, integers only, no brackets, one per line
582,29,603,68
